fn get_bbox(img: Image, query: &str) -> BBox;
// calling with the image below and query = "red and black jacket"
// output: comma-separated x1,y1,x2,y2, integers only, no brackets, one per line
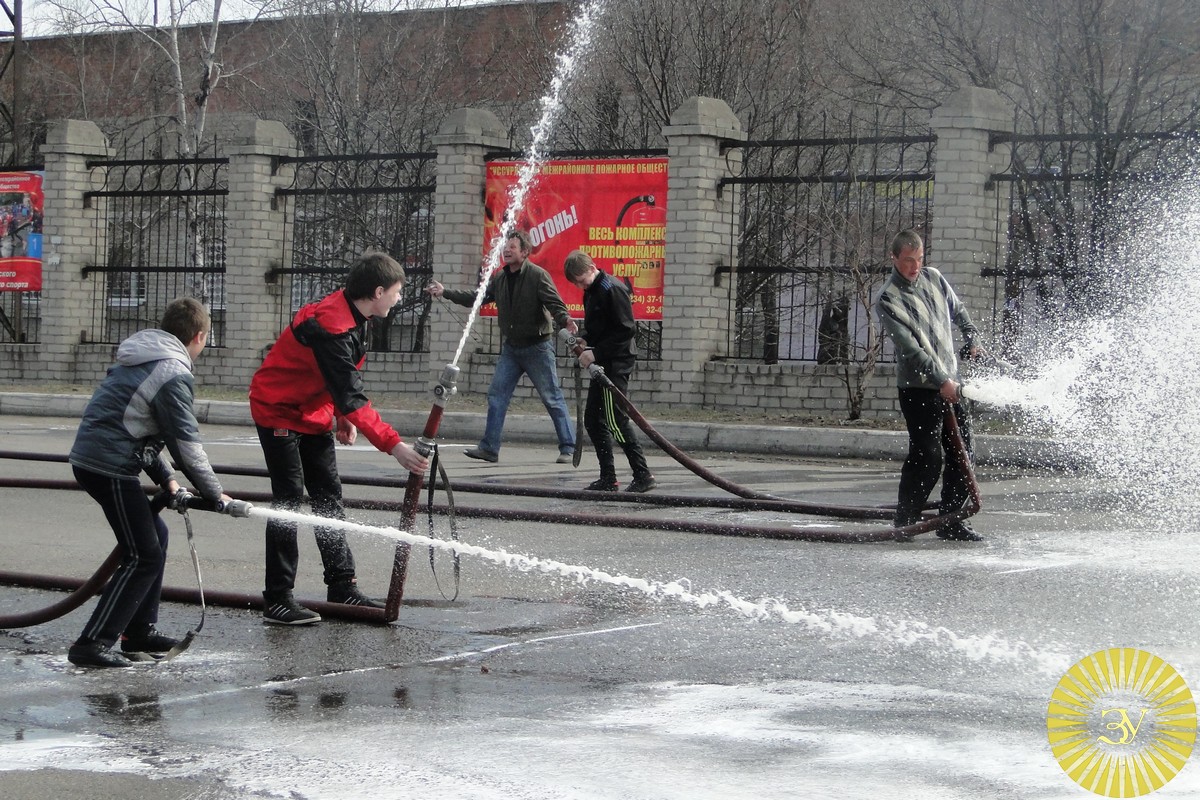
249,290,402,454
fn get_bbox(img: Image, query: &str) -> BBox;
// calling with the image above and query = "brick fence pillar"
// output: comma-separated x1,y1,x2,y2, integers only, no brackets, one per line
427,108,508,387
39,119,109,382
660,96,745,406
211,119,299,390
930,86,1014,336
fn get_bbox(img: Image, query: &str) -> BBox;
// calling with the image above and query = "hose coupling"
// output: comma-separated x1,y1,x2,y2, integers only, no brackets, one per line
557,327,581,352
414,436,437,459
432,363,459,403
218,498,254,518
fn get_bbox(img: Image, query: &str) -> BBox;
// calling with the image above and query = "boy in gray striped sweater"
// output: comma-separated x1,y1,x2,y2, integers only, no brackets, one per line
875,229,982,541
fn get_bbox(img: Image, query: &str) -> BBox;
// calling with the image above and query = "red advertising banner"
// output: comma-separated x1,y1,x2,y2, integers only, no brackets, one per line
484,158,667,320
0,171,44,292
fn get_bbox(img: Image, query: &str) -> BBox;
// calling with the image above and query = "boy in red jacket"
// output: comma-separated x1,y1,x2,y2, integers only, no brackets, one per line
249,251,427,624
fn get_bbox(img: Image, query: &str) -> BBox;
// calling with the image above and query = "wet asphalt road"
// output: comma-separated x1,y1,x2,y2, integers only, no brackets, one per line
1,414,1199,799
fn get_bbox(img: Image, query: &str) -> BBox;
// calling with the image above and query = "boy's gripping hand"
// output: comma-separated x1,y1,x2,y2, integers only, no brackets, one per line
390,441,429,474
168,487,195,513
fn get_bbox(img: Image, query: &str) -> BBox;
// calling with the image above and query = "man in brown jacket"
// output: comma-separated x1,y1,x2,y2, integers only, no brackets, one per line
428,230,578,463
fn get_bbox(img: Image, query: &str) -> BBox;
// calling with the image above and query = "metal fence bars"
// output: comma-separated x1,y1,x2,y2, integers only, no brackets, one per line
274,152,436,353
988,130,1200,360
0,290,37,344
722,130,936,366
84,146,228,346
83,146,228,345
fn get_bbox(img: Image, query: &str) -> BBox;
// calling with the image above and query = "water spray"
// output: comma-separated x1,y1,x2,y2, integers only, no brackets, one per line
450,0,605,366
957,346,1019,404
0,451,985,675
381,2,606,618
249,506,1067,672
383,363,459,621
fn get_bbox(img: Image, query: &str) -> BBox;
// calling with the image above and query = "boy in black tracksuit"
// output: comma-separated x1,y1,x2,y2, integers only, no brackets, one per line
67,297,232,668
564,250,656,493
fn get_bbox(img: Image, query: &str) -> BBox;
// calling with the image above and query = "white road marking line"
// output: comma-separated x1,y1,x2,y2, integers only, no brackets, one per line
428,622,662,663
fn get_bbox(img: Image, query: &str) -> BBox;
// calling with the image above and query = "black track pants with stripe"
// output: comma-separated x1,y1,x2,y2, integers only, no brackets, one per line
583,369,649,481
73,464,168,646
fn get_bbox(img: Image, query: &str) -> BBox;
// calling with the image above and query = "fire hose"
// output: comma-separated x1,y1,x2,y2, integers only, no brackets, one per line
0,414,978,632
0,477,956,543
0,450,933,522
385,364,460,621
555,328,981,539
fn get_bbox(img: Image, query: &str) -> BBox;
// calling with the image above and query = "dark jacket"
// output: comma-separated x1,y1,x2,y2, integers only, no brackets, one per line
581,271,637,375
69,328,224,501
249,289,402,455
442,259,570,347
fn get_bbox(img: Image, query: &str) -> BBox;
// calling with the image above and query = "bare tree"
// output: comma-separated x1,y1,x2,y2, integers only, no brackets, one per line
809,0,1012,117
24,15,176,144
225,1,569,350
1002,0,1200,309
819,201,889,421
31,0,272,156
248,1,433,154
27,0,284,315
537,0,817,147
814,0,1200,316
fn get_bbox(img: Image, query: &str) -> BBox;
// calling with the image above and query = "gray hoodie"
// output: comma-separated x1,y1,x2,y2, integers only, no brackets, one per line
69,328,223,501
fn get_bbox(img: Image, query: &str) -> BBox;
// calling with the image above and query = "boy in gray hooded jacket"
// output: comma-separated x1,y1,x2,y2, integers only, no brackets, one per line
67,297,232,668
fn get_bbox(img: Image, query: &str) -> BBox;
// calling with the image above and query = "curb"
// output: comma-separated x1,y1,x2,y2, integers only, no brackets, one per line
0,392,1067,467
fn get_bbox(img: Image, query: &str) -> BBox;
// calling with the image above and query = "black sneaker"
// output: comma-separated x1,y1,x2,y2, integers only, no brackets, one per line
263,595,322,625
68,640,130,668
464,447,499,463
937,521,984,542
327,582,385,608
120,626,180,655
585,476,619,491
625,475,657,493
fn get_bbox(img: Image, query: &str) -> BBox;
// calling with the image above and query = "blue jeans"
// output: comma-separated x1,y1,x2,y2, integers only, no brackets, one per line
480,339,574,455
